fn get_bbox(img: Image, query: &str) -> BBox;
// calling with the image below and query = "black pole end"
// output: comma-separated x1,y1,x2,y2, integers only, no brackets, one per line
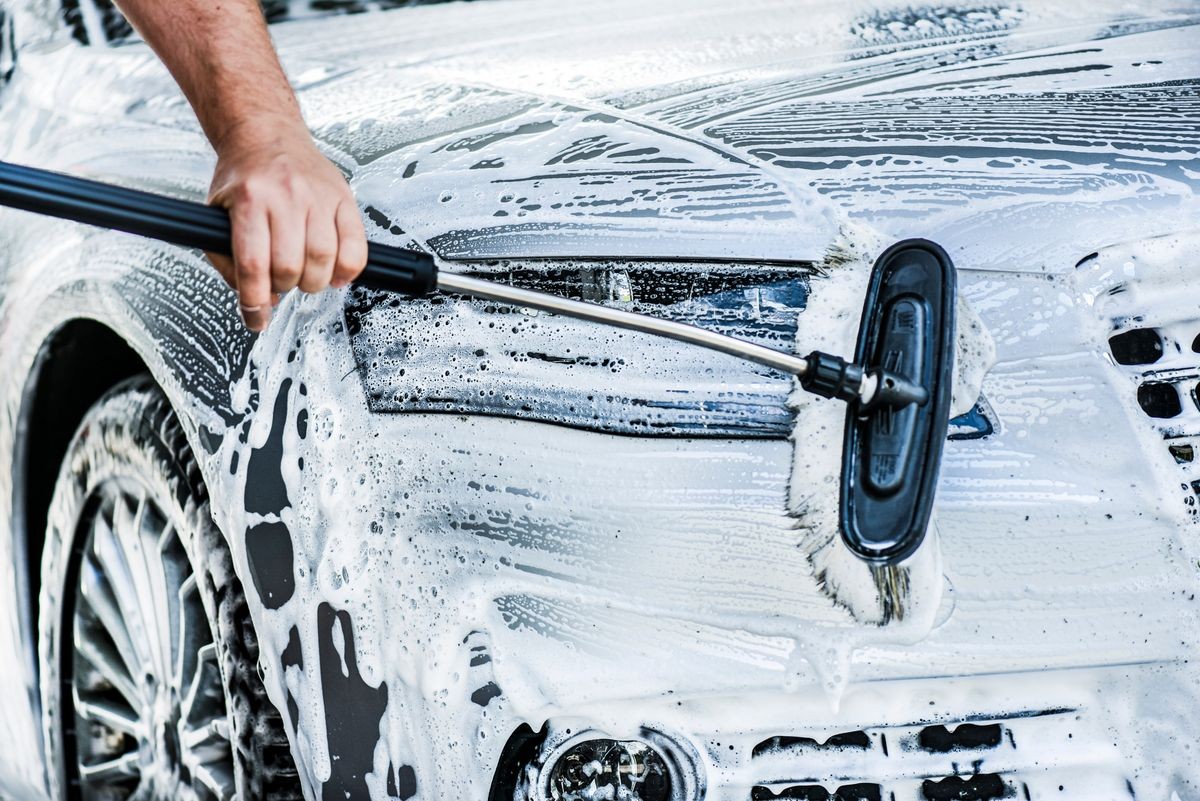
800,351,864,404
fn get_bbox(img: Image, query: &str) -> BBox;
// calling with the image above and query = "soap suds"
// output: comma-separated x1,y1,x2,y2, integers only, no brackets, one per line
2,0,1198,797
951,293,996,417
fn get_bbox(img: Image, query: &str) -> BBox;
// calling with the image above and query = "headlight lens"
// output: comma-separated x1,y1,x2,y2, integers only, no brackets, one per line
346,260,811,437
548,738,671,801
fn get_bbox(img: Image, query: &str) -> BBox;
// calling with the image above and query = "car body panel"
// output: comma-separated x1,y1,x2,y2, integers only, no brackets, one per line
0,0,1198,799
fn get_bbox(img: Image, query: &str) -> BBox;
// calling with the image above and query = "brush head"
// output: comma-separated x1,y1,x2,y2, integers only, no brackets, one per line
839,239,957,565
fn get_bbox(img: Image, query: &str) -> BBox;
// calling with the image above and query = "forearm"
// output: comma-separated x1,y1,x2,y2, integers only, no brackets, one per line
113,0,366,332
115,0,304,148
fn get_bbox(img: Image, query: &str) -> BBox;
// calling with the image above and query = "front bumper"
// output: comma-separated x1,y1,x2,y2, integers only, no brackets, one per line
500,662,1197,800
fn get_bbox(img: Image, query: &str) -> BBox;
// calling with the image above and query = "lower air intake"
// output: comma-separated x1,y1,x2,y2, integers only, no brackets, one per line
747,706,1135,801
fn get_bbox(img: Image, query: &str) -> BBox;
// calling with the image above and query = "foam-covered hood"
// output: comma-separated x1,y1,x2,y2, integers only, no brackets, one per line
257,0,1200,270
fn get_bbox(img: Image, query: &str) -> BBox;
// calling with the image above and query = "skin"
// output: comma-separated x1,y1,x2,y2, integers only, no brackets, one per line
115,0,368,331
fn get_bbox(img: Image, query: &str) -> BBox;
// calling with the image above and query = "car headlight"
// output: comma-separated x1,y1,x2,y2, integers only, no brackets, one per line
345,259,811,437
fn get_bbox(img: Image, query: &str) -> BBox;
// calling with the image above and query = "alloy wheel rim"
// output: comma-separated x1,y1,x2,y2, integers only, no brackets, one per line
66,479,235,801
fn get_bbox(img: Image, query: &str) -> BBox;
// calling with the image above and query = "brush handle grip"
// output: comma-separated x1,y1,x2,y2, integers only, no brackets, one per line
0,159,438,295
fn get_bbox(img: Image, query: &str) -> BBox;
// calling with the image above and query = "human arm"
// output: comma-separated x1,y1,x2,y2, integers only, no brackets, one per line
115,0,367,330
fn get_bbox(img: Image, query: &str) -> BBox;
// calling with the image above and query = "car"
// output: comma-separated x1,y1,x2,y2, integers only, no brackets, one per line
1,0,1198,799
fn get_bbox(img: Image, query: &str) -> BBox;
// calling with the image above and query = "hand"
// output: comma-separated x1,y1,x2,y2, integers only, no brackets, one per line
207,117,368,331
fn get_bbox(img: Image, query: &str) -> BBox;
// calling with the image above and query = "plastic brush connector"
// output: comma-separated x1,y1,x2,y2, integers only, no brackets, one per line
864,366,930,408
800,351,865,404
800,351,928,409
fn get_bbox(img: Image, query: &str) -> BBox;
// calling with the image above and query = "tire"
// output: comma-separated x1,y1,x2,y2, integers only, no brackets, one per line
37,377,303,801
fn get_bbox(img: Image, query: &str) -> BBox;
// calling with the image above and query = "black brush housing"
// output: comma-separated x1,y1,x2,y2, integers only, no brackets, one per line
839,239,957,564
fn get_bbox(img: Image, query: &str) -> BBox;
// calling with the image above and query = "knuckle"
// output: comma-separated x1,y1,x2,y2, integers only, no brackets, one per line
335,251,366,274
228,186,253,208
236,177,265,202
237,255,267,276
307,243,337,264
298,274,327,293
280,172,308,197
274,260,304,281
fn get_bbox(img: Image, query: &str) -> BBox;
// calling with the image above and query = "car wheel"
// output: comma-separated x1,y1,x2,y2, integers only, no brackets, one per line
38,377,302,801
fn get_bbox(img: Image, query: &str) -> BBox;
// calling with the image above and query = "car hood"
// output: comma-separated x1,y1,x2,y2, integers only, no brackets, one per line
255,0,1200,271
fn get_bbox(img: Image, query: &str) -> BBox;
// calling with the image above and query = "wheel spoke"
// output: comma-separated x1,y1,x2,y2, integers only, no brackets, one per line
157,519,186,684
113,493,174,684
179,714,235,801
78,750,140,782
181,643,222,725
75,615,141,707
208,717,230,742
179,646,234,801
78,554,145,686
92,506,140,614
180,718,226,752
138,499,180,685
174,575,204,692
74,692,144,737
90,514,155,671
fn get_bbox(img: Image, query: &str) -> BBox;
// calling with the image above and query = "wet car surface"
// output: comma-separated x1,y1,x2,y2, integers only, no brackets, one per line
0,1,1199,799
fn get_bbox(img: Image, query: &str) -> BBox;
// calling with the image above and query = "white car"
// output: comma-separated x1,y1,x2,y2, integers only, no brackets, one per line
0,0,1197,799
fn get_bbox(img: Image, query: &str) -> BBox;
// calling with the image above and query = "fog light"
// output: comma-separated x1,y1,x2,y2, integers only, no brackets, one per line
548,738,671,801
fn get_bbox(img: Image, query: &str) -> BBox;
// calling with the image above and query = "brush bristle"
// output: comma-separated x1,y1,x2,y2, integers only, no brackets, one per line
804,525,941,625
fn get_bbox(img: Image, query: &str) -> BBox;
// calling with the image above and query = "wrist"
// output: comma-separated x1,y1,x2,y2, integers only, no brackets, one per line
211,111,310,157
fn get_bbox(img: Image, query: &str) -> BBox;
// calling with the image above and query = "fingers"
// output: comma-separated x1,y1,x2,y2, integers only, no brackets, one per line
332,200,368,288
210,142,367,332
299,204,338,293
231,197,361,330
210,252,282,306
268,198,306,296
231,202,273,332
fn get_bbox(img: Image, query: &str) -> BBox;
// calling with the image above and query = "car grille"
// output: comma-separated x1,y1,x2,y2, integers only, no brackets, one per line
742,706,1139,801
1075,235,1200,517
